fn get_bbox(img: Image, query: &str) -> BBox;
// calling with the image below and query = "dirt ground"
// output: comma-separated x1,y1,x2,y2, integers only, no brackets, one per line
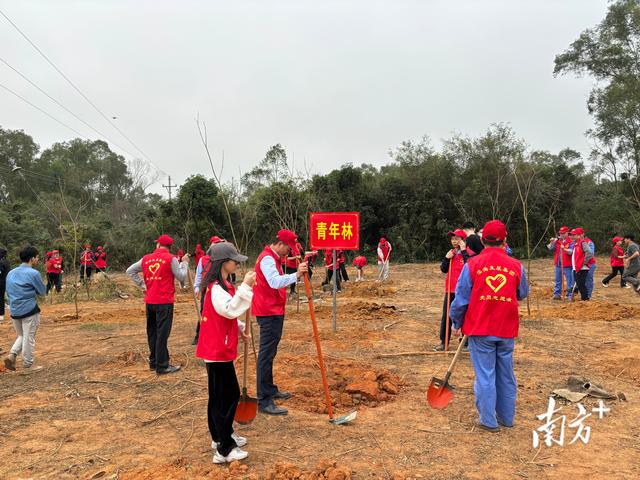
1,258,639,479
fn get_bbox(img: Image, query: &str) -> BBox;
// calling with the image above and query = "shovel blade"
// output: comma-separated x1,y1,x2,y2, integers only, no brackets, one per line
234,395,258,425
427,377,455,409
329,410,357,425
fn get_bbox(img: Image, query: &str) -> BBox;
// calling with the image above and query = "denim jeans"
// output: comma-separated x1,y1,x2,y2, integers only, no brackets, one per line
256,314,285,408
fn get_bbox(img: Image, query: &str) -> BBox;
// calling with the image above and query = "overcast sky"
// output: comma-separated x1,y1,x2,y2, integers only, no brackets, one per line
1,1,607,195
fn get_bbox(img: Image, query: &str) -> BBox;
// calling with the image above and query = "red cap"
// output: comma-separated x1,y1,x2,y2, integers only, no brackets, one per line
482,219,507,242
379,237,387,244
155,234,174,246
52,250,59,254
570,227,584,236
46,251,53,258
447,228,468,239
277,229,298,251
84,243,90,248
97,246,103,250
612,236,623,244
559,226,570,234
210,236,222,244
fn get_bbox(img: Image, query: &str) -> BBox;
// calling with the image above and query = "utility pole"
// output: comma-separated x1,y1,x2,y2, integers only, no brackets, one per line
162,175,177,200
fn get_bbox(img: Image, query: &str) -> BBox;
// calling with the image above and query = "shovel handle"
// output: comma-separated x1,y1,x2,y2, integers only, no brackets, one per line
242,311,250,390
303,272,334,419
442,335,468,385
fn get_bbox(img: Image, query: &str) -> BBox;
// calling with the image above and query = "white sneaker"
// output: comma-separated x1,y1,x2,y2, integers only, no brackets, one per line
211,433,247,449
0,315,4,321
601,281,608,288
213,447,248,464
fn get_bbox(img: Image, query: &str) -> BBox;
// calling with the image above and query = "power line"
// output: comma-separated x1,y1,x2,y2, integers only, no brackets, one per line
0,55,140,160
0,81,88,139
0,8,167,176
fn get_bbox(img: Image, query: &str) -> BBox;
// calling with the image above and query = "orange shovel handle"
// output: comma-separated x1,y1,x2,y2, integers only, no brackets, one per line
303,272,334,419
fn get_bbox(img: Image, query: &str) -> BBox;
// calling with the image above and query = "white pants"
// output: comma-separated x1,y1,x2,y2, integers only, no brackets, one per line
378,261,390,281
10,313,40,368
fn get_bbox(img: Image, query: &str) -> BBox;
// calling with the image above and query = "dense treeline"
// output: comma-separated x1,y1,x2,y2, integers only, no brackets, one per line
2,0,640,269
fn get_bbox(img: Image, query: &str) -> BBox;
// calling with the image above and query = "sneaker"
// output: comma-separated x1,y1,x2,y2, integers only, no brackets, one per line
0,314,4,322
624,285,632,289
497,418,514,428
213,447,248,464
433,344,445,352
636,284,640,293
476,422,500,433
211,433,247,449
4,353,16,371
274,391,291,400
601,281,608,288
21,365,43,374
157,365,181,375
552,295,561,301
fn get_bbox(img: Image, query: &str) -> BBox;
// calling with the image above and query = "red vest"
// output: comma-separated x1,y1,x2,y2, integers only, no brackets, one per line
462,247,523,338
553,238,573,268
195,281,240,362
80,250,93,266
444,248,474,293
47,257,63,274
95,252,107,269
142,248,176,304
353,256,367,268
572,240,596,271
611,245,624,267
379,242,391,261
252,246,287,316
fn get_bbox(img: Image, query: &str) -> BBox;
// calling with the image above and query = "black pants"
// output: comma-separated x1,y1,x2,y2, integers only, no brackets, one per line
146,303,174,371
46,273,62,294
339,263,349,281
194,290,206,341
0,282,5,316
574,270,590,301
439,292,455,344
285,266,297,294
80,266,93,280
602,266,625,287
256,315,284,409
323,268,341,291
206,361,240,456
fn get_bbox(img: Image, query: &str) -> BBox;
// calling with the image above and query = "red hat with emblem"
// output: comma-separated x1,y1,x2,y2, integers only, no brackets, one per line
482,219,507,242
155,234,174,246
447,228,468,239
277,229,298,251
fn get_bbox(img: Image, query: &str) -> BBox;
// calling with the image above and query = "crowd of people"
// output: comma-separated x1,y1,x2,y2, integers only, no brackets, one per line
1,221,639,463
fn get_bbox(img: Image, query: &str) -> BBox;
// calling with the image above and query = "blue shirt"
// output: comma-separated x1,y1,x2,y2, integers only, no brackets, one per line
6,263,46,319
260,253,298,289
450,263,529,330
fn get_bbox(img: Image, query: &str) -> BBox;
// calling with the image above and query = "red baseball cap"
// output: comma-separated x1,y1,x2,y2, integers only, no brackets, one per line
379,237,387,244
482,220,507,242
155,234,174,246
447,228,468,239
570,227,584,236
97,246,103,250
210,236,223,244
612,236,623,244
558,226,570,234
277,229,298,251
46,251,53,258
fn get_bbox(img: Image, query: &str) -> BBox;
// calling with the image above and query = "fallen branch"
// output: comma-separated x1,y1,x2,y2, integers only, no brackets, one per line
96,395,104,409
337,445,367,456
179,417,196,454
376,351,457,358
417,428,479,435
382,320,404,331
141,397,207,425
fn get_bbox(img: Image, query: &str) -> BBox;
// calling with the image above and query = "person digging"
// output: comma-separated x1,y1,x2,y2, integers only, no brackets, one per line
449,220,529,432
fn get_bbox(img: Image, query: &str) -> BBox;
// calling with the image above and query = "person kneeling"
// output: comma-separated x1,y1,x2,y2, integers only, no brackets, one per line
195,242,255,464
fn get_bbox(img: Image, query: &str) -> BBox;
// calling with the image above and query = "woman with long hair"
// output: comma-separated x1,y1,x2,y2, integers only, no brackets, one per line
195,241,255,464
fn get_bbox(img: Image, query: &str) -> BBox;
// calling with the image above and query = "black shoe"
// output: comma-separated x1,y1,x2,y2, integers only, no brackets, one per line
259,404,288,416
274,391,291,400
149,365,156,371
497,418,514,428
191,336,198,346
476,422,500,433
157,365,181,375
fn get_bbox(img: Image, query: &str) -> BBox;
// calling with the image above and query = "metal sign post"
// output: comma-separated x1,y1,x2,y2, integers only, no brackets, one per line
332,249,337,333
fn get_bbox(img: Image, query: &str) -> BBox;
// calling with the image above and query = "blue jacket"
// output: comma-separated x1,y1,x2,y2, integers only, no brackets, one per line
6,264,46,319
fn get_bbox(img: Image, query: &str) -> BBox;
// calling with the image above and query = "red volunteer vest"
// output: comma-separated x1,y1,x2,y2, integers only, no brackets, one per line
195,281,240,362
353,256,367,268
611,245,624,267
80,250,93,266
573,240,596,271
445,248,474,293
554,238,573,267
379,243,391,261
47,258,63,274
142,248,176,304
195,248,205,265
252,246,288,316
95,252,107,269
462,247,523,338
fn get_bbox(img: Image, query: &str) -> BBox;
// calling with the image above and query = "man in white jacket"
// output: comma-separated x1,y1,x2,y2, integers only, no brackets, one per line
377,237,392,281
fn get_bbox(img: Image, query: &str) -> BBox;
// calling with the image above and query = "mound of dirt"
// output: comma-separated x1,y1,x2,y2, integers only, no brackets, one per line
277,355,405,413
602,356,640,385
548,301,640,322
120,458,352,480
342,281,398,298
115,350,145,365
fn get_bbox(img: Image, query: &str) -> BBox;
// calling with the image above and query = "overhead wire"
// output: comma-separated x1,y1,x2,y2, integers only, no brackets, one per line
0,8,168,177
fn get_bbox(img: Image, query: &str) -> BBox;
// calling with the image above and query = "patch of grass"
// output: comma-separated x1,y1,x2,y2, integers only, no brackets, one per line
78,323,116,332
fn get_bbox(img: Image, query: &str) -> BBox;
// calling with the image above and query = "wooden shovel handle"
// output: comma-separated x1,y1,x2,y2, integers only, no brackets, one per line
242,311,250,390
303,272,334,419
442,335,468,385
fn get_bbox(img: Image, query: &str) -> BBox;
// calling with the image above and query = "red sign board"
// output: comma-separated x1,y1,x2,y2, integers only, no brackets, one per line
309,212,360,250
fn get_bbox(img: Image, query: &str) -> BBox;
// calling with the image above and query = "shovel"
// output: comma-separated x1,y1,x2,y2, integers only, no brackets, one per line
235,311,258,424
302,272,357,425
427,334,468,409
